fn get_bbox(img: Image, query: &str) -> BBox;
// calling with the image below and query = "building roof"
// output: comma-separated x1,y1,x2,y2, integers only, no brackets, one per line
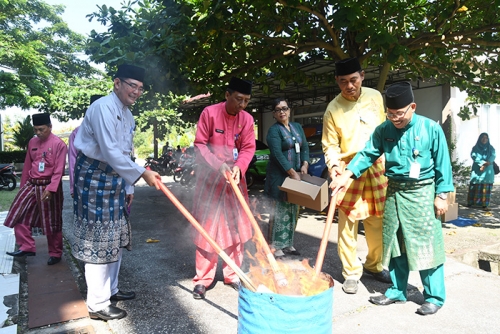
181,58,440,113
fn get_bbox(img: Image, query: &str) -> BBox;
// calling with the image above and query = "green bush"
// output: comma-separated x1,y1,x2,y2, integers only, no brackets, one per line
0,150,27,163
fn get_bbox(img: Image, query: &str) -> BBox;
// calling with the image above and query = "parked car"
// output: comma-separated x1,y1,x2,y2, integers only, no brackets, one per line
302,123,323,138
245,140,270,188
306,134,329,180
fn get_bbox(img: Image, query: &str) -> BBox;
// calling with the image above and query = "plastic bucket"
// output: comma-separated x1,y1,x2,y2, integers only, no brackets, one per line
237,274,334,334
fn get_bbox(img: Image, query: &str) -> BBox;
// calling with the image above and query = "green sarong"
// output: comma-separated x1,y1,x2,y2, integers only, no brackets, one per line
268,200,299,249
382,179,446,271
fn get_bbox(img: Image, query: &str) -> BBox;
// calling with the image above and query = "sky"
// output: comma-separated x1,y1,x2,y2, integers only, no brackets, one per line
43,0,130,35
0,1,135,127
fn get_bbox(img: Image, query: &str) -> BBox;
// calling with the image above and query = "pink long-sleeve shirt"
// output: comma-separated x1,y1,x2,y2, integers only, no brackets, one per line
194,101,256,174
21,132,68,193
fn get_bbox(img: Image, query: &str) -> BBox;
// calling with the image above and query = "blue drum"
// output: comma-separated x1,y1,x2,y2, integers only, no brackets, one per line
238,274,334,334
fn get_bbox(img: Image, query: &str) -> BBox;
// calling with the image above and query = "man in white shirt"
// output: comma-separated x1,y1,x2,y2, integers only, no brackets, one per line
71,64,160,321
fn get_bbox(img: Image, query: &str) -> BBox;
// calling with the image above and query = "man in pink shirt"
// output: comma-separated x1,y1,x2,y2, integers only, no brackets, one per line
191,77,256,299
4,113,68,265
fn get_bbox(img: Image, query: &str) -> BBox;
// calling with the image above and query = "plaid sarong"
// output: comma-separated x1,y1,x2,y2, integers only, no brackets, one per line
336,158,387,220
467,183,492,207
3,178,63,234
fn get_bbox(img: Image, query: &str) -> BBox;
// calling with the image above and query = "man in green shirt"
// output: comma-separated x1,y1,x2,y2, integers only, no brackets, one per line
331,81,454,316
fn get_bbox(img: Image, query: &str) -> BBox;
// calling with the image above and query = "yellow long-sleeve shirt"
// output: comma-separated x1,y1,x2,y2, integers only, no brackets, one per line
322,87,385,168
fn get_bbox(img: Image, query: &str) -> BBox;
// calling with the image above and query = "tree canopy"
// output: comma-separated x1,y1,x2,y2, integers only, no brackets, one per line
86,0,500,117
0,0,100,111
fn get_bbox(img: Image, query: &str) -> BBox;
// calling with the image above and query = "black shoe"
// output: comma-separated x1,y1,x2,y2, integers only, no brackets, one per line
416,302,441,315
224,282,240,291
363,268,392,283
369,295,406,306
110,290,136,301
193,284,206,299
6,250,36,257
47,256,61,265
283,247,301,256
89,305,127,321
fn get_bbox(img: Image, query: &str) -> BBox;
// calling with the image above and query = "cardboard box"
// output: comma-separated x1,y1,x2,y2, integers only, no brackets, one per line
278,174,329,211
441,203,458,223
447,190,456,205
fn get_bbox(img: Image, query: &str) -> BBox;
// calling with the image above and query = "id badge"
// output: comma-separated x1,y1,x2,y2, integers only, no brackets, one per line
409,161,420,179
295,142,300,153
38,161,45,172
233,148,238,161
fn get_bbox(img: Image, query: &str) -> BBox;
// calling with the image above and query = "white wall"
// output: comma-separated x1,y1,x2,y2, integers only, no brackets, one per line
413,86,443,122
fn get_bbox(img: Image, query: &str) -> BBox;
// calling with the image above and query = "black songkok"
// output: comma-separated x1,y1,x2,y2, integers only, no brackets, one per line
335,58,362,76
31,113,51,126
228,77,253,95
115,64,145,82
385,82,414,109
90,95,104,104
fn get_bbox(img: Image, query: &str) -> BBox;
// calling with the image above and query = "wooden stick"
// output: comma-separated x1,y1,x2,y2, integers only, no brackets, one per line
314,162,345,276
154,178,257,292
225,171,288,287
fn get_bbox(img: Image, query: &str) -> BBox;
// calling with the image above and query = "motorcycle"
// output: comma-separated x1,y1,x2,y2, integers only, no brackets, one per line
173,149,196,186
0,163,18,191
144,151,177,176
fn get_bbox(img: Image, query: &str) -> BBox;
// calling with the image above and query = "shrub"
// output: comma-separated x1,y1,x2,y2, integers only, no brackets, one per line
0,150,27,163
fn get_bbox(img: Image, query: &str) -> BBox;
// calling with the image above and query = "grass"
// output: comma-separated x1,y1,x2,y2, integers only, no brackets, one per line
0,188,19,212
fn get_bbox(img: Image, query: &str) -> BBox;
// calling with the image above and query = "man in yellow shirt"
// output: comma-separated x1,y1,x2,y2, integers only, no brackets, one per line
322,57,390,294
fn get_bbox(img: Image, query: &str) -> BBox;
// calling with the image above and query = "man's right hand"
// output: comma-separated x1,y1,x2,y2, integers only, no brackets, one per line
142,170,161,189
219,163,231,178
329,169,354,196
329,165,344,180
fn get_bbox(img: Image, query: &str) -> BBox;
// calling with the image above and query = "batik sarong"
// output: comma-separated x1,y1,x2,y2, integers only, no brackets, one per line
3,178,63,234
467,183,492,207
382,179,446,271
267,200,300,249
71,153,130,264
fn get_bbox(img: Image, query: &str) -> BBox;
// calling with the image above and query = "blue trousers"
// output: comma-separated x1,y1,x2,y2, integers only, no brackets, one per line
384,255,446,307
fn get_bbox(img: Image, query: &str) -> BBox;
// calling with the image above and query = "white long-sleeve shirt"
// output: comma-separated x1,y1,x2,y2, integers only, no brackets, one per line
74,92,144,194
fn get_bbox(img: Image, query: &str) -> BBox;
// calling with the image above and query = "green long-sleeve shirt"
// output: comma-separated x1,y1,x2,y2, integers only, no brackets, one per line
348,114,454,194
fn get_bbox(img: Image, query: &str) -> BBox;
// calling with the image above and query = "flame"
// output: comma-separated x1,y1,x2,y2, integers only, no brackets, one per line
245,235,331,296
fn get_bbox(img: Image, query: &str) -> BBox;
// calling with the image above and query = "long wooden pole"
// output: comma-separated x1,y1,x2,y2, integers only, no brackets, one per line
225,171,288,287
314,162,345,276
154,178,257,292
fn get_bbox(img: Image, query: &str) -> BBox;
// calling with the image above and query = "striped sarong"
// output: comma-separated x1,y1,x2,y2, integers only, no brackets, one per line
268,200,299,249
337,158,387,220
3,178,63,235
71,154,130,264
382,179,446,271
467,183,492,207
191,164,253,253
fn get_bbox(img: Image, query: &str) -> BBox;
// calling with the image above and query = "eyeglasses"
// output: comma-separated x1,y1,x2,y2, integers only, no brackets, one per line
120,79,145,93
274,106,290,113
386,104,411,119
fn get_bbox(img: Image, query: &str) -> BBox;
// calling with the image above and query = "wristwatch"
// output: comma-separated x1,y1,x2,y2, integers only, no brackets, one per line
436,193,447,200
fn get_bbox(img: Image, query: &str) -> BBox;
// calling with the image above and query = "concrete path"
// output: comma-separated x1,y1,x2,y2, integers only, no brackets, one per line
3,177,500,333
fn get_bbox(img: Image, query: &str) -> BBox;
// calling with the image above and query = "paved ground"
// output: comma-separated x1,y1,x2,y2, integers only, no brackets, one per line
6,177,500,333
